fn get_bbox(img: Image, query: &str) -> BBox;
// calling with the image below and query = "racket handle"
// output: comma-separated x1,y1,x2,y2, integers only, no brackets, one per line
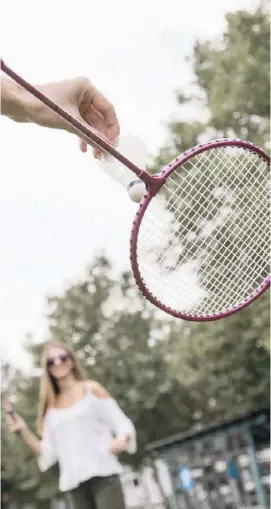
5,401,20,435
5,400,14,416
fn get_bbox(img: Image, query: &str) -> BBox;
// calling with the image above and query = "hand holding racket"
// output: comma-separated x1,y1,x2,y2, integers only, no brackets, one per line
5,413,26,435
1,70,120,159
109,437,130,455
1,60,269,321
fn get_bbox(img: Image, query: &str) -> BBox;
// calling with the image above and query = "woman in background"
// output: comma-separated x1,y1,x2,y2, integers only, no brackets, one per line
7,342,136,509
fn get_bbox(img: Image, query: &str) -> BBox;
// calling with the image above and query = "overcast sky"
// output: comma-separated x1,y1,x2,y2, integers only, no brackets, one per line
1,0,253,367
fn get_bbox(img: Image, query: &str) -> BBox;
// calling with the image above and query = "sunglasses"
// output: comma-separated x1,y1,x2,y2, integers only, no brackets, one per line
46,353,70,368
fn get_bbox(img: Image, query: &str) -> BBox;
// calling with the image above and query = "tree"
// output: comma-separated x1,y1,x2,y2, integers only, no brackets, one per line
169,291,270,425
153,4,270,169
192,6,270,147
151,0,270,427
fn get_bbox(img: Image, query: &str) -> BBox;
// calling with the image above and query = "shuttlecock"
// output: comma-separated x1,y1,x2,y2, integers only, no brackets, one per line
127,179,146,203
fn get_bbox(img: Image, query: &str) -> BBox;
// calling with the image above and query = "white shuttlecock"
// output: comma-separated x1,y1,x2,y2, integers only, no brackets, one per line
127,179,146,203
98,134,149,188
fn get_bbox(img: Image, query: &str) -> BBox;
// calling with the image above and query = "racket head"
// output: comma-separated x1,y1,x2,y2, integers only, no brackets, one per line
130,139,270,321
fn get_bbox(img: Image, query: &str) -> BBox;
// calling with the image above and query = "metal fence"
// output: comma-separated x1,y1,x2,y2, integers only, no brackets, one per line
127,505,167,509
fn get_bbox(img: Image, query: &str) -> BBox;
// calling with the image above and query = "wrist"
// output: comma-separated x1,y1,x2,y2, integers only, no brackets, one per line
19,423,29,436
1,77,39,123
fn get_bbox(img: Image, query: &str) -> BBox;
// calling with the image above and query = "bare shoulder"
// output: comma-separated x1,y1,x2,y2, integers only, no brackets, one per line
85,380,111,399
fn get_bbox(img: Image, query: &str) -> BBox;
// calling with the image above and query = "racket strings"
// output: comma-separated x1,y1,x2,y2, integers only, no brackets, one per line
170,165,270,312
138,196,268,271
136,146,270,316
159,155,266,270
166,154,267,232
181,178,268,292
166,148,225,213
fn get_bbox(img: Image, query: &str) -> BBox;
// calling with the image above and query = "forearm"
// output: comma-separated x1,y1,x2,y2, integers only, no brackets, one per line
1,76,36,123
20,426,42,455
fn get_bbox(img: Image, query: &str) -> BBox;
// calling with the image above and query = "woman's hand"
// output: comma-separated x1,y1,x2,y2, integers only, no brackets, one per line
6,412,27,434
5,410,42,455
109,436,129,455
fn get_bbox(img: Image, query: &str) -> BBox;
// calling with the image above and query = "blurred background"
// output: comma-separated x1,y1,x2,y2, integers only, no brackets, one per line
1,0,270,508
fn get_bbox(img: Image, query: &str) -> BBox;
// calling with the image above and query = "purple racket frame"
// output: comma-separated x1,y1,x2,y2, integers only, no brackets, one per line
130,140,270,321
1,60,270,321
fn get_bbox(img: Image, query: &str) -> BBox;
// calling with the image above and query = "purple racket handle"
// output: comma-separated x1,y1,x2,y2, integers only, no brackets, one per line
5,400,21,435
5,400,14,416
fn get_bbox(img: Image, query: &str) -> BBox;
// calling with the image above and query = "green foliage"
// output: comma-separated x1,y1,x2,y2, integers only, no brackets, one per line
153,4,270,171
153,2,270,428
1,3,269,506
169,291,270,425
192,8,270,146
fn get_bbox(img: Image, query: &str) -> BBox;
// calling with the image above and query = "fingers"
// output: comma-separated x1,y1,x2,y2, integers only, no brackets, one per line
84,104,109,137
110,439,127,454
79,139,88,153
77,80,120,158
5,417,19,433
6,413,14,426
9,424,19,433
80,104,111,158
5,412,23,432
91,88,120,143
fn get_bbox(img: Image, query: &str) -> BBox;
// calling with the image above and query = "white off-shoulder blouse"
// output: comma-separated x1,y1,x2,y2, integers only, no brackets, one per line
38,385,136,492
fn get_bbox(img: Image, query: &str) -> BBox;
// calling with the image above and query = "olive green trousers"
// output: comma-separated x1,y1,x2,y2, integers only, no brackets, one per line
65,474,126,509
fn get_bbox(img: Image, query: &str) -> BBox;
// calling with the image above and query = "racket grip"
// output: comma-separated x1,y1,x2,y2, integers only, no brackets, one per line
5,400,14,416
5,401,20,435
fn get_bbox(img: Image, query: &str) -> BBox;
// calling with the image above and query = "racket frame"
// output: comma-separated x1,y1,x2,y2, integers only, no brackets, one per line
130,139,270,320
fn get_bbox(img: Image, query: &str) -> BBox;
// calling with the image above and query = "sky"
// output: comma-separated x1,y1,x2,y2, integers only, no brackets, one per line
1,0,253,368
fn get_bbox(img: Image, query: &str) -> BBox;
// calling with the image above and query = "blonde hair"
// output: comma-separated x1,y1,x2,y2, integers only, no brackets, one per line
36,342,85,436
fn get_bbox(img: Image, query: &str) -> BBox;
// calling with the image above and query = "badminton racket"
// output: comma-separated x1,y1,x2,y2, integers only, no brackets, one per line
1,60,270,321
